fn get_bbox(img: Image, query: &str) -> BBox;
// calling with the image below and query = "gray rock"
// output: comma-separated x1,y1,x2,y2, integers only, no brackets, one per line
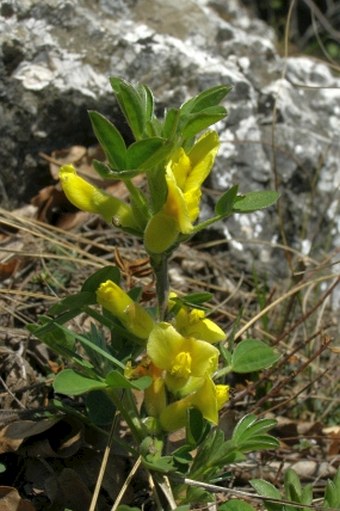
0,0,339,291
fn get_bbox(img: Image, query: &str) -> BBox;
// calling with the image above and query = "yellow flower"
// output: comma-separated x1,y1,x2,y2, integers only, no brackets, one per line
125,358,167,418
147,322,219,392
159,377,229,432
174,306,226,344
144,131,219,253
96,280,154,340
167,292,226,343
59,164,139,231
143,363,167,418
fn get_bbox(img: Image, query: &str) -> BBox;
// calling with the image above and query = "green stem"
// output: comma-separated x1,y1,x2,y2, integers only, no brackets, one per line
214,365,232,380
190,213,228,234
125,178,149,228
107,388,147,444
151,254,170,321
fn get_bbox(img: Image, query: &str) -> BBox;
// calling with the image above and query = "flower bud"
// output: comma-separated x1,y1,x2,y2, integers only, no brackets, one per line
59,164,139,231
96,280,154,340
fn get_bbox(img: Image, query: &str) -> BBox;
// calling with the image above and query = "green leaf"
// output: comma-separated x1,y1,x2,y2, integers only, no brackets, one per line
185,486,212,505
250,479,282,511
215,185,239,216
143,454,176,473
181,292,213,306
172,445,193,467
136,82,154,122
147,166,168,212
88,111,126,169
233,417,278,443
238,435,280,451
54,369,107,396
48,322,125,370
29,319,95,370
284,469,302,501
93,160,143,180
189,429,244,478
162,107,180,139
81,266,120,293
231,414,279,453
110,77,145,140
233,191,280,213
105,370,151,390
324,470,340,508
301,485,313,506
219,499,257,511
92,159,117,179
283,469,313,508
232,414,258,443
117,506,141,511
186,408,206,446
180,85,232,115
181,106,227,139
86,390,116,426
48,291,96,315
231,339,280,373
170,292,212,315
126,137,167,169
28,317,77,360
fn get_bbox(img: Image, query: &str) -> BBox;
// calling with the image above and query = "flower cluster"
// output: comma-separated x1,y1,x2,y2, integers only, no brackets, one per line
59,131,219,255
58,99,229,432
97,280,229,432
144,131,219,253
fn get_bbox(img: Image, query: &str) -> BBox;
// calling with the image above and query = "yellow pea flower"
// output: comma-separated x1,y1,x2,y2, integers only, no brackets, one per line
59,164,139,231
175,307,226,344
96,280,154,340
159,377,229,432
144,131,219,253
168,292,226,343
147,322,219,392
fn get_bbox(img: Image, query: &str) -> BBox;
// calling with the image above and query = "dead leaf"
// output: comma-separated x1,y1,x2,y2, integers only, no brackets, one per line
323,425,340,455
0,236,25,281
31,185,66,224
0,418,60,454
0,259,20,281
44,145,88,180
0,417,84,459
53,468,92,511
18,417,84,459
0,486,36,511
46,145,103,180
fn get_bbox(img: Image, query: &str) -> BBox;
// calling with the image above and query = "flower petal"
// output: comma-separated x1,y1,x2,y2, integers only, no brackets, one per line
186,338,219,376
59,164,139,230
144,211,179,254
175,307,226,343
170,148,192,191
187,131,219,173
183,131,219,196
147,323,185,372
160,376,225,431
144,376,167,417
97,280,154,339
164,169,192,234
